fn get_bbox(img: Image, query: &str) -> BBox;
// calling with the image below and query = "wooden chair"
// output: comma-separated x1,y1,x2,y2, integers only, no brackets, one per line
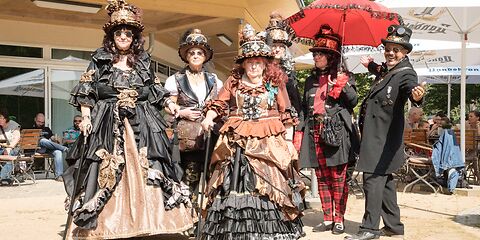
411,129,429,145
454,129,478,184
0,129,41,185
33,150,55,178
402,128,442,194
395,129,413,183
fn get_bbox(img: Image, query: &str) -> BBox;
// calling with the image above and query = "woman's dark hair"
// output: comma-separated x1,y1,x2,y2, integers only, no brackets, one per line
435,111,446,118
441,116,452,129
102,25,145,67
0,108,10,123
231,57,287,86
469,110,480,118
312,50,341,79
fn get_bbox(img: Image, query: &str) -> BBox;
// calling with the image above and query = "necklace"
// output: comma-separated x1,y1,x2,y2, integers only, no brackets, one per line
186,70,205,85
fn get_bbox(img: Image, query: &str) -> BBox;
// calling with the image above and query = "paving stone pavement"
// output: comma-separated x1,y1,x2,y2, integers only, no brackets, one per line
0,177,479,240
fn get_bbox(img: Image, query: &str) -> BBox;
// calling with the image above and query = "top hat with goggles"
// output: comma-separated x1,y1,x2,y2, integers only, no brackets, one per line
381,25,413,53
178,28,213,63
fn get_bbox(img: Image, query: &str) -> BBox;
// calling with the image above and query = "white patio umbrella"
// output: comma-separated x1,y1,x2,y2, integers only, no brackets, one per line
0,69,45,97
0,69,80,99
416,66,480,118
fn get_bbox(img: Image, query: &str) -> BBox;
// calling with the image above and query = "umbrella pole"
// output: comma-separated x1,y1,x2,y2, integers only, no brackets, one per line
62,134,88,240
340,11,347,68
171,118,184,182
196,130,212,240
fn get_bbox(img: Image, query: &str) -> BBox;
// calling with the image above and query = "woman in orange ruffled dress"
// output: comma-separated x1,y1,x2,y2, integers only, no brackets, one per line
200,24,305,239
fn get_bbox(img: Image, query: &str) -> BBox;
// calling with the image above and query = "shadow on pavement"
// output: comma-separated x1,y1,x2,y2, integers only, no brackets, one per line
455,206,480,228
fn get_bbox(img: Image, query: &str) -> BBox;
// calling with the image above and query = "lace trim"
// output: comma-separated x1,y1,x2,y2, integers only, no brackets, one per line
80,69,95,82
117,89,138,108
96,149,125,190
139,147,148,180
72,189,108,218
147,168,192,209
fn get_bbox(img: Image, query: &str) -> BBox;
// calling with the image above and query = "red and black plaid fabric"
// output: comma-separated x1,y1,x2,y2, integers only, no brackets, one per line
313,124,348,222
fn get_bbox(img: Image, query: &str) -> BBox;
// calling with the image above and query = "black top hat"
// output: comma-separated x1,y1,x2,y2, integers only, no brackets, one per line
381,25,413,53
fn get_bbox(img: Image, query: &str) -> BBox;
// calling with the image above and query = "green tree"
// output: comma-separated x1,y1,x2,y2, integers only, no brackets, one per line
303,0,315,6
422,83,480,123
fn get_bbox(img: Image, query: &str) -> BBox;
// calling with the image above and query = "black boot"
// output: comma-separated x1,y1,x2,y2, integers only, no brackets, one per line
312,222,333,232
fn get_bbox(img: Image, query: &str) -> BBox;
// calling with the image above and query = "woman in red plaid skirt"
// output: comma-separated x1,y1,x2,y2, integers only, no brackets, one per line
295,24,359,235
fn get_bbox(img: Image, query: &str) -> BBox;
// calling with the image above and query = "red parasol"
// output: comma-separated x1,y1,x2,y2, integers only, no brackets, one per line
286,0,402,47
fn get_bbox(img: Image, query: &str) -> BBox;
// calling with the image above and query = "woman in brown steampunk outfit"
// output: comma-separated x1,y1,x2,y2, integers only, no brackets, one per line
164,29,223,207
200,24,305,239
63,0,195,238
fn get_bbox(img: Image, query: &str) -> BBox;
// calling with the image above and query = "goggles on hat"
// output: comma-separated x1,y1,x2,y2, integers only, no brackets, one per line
387,26,407,37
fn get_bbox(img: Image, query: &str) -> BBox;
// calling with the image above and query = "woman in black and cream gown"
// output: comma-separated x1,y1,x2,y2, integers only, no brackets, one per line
63,1,195,238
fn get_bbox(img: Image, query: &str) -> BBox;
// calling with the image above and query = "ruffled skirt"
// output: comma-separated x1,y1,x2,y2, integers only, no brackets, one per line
201,133,305,239
64,100,194,239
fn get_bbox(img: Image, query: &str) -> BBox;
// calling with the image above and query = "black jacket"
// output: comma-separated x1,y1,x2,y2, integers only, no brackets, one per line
356,58,422,174
298,71,358,168
286,72,302,117
33,124,53,139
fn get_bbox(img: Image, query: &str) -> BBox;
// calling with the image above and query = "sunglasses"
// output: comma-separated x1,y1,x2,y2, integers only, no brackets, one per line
384,47,404,53
312,51,326,57
74,120,82,123
114,30,133,38
187,50,205,57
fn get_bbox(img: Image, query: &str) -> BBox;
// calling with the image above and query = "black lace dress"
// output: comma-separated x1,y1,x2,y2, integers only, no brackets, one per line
64,48,195,239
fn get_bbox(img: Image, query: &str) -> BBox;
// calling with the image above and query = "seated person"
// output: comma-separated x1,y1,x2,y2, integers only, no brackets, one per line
63,115,82,148
428,112,447,137
0,108,21,185
435,116,452,137
418,119,430,129
465,110,480,135
33,113,67,182
405,107,424,129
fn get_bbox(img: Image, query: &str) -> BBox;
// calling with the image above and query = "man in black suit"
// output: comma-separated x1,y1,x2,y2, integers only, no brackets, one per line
345,25,426,240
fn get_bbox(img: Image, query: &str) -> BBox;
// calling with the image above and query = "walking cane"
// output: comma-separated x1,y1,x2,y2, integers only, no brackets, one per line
195,130,212,240
62,133,88,240
171,118,184,181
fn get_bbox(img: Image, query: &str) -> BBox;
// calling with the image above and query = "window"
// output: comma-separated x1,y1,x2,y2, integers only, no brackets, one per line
151,59,180,76
0,66,45,126
0,44,42,58
169,68,179,75
157,62,169,75
52,49,92,61
50,69,83,134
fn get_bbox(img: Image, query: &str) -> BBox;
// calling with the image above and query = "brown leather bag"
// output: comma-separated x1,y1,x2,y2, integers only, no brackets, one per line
176,119,205,152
